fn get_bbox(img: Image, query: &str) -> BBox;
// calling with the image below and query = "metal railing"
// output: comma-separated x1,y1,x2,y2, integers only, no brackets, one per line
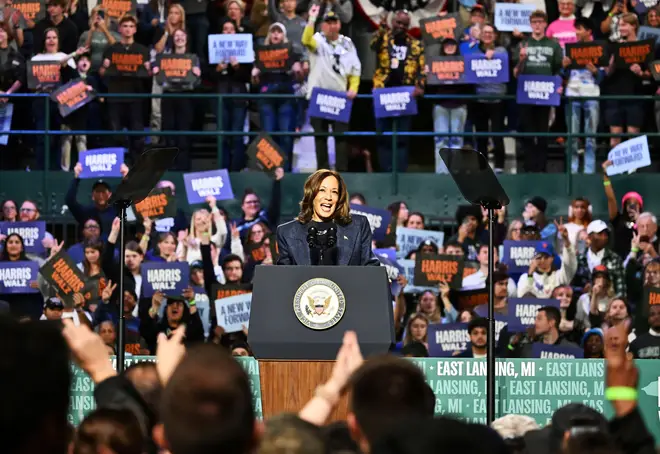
3,92,658,199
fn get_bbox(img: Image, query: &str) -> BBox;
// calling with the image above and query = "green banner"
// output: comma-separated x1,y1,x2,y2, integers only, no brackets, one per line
68,357,659,442
411,359,659,440
68,356,263,426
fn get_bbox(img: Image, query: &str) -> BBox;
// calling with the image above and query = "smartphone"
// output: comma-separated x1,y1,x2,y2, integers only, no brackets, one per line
97,10,104,19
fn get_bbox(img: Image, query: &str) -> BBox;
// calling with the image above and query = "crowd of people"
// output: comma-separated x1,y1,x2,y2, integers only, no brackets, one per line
0,0,657,173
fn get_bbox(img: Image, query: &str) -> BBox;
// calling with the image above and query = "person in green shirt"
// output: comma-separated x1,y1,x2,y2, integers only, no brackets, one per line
513,10,563,173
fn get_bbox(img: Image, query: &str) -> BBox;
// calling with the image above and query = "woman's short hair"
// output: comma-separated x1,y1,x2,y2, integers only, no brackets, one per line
296,169,351,225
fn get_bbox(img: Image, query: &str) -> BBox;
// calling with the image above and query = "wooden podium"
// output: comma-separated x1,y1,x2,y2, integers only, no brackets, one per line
259,361,349,421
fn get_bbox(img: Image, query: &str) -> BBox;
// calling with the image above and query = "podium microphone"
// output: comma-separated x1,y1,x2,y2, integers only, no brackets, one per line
307,226,318,247
327,226,337,247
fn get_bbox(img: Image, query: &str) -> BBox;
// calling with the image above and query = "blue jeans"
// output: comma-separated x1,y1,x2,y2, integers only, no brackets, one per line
433,104,467,174
33,98,61,170
259,99,297,171
219,100,247,171
566,100,599,174
376,116,411,172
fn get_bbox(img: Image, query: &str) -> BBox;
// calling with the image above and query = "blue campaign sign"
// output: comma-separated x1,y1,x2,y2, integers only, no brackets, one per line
516,75,562,106
507,298,561,332
308,88,353,123
395,227,445,259
372,86,418,119
531,343,584,359
183,169,234,204
375,252,404,296
0,221,46,255
350,204,392,241
0,261,39,294
141,262,190,298
428,323,470,357
79,148,125,179
373,248,396,263
501,240,541,275
464,53,509,84
208,34,255,64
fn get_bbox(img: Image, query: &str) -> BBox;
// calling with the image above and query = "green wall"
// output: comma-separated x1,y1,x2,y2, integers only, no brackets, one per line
0,172,653,224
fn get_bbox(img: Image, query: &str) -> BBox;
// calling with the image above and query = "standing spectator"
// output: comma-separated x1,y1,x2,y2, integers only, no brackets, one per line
602,162,643,257
471,23,507,173
603,13,648,149
546,0,577,49
30,28,81,171
522,196,557,240
212,19,251,171
512,10,563,173
562,17,603,174
252,23,302,170
223,0,252,34
302,7,361,171
296,0,352,31
600,1,629,42
153,28,200,171
564,197,591,248
78,6,118,72
100,15,150,165
33,0,78,54
67,216,102,263
151,3,186,145
0,20,25,170
179,0,209,59
0,0,26,49
572,219,627,298
371,11,425,173
267,0,306,55
250,0,271,44
427,37,472,174
0,233,45,319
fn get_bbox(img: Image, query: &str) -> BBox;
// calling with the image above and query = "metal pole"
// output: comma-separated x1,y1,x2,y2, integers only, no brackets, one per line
487,207,496,425
391,119,398,195
116,202,128,374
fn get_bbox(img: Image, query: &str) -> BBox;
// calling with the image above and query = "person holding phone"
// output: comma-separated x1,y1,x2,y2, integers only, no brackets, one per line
78,6,119,72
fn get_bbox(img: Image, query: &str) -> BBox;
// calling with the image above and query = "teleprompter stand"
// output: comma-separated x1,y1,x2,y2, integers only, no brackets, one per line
439,147,510,424
108,147,178,373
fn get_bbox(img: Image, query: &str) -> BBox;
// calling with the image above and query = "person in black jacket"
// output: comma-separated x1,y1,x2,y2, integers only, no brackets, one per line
0,20,26,170
140,291,204,353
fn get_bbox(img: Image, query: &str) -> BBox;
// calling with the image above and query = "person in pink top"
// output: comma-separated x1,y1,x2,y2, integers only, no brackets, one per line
546,0,577,49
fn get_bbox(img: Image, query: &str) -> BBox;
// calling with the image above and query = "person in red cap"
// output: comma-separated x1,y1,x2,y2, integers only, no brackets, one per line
602,160,643,257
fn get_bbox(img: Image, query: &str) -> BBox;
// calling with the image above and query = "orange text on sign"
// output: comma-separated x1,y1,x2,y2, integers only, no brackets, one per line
431,60,464,80
618,43,651,65
52,258,85,294
420,259,459,282
569,45,603,66
32,64,60,83
13,2,40,20
161,57,192,78
650,292,660,306
135,194,168,218
424,17,457,40
258,48,289,70
102,0,133,18
56,81,88,108
215,289,251,300
256,139,284,169
111,52,143,73
459,292,489,310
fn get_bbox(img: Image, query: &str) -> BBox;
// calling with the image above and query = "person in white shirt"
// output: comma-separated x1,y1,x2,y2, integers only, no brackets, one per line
517,222,577,298
302,6,361,171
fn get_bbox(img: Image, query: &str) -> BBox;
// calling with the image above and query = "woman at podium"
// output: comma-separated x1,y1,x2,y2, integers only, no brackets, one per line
276,169,380,266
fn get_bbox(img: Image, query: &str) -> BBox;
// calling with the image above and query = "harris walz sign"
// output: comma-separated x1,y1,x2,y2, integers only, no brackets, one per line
50,79,95,117
155,54,199,87
27,61,61,90
255,43,294,73
105,48,149,77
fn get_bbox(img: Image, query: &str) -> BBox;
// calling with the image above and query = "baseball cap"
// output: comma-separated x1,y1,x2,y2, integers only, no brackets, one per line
587,220,609,235
44,297,64,310
535,241,554,257
190,260,203,270
269,22,286,34
323,10,339,21
592,264,610,280
92,179,111,191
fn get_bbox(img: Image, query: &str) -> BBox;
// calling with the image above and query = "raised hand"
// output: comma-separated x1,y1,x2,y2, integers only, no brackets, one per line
554,216,569,242
206,195,217,210
156,324,187,385
111,217,121,233
48,239,65,259
101,280,117,302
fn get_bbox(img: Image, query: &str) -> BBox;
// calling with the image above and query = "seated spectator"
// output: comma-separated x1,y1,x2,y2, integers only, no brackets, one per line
629,304,660,358
19,199,55,248
0,199,18,222
510,305,580,357
405,212,425,229
522,197,557,240
564,197,591,248
402,313,429,349
582,327,604,358
576,264,614,328
72,408,144,454
457,317,488,358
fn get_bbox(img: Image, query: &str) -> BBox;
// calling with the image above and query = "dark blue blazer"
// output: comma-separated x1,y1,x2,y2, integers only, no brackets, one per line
276,214,381,266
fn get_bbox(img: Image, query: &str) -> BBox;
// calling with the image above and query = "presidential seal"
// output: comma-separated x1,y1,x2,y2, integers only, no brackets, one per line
293,278,346,330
